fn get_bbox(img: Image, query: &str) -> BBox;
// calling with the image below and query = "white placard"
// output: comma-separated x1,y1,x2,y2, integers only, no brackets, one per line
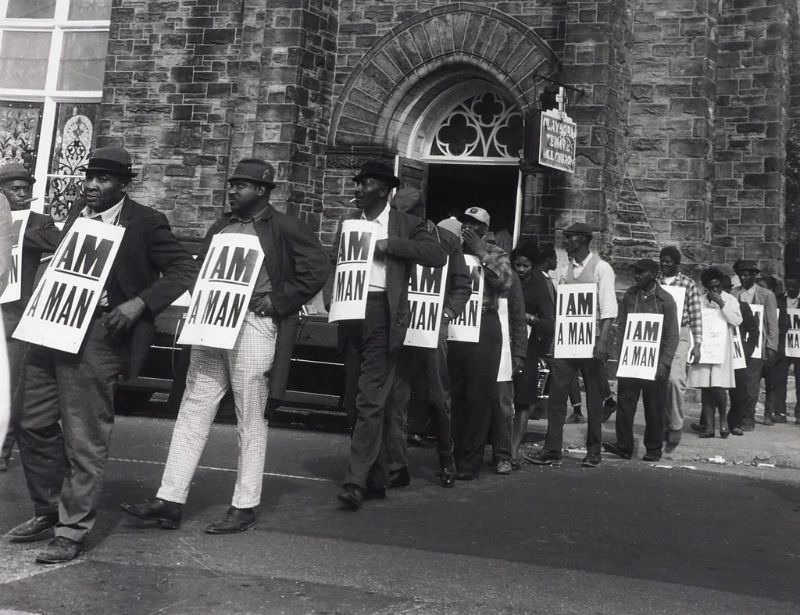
178,233,265,349
328,220,375,322
553,283,596,359
616,313,664,380
403,259,448,348
750,304,763,359
661,285,685,330
13,218,124,353
0,210,30,304
786,308,800,358
447,255,483,343
731,325,747,370
497,298,512,381
699,307,727,365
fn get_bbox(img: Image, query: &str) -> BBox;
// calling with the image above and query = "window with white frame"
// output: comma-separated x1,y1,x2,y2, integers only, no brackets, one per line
0,0,111,220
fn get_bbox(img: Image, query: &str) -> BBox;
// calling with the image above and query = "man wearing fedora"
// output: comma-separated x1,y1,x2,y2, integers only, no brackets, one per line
5,147,198,563
333,160,445,510
728,259,778,433
528,223,617,467
122,158,329,532
447,206,512,480
0,163,60,471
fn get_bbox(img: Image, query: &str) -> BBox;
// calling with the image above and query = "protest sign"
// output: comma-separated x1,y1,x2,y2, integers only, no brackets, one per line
0,210,30,304
699,307,727,364
616,313,664,380
328,220,376,322
786,309,800,357
496,298,512,381
553,283,596,359
178,233,265,349
13,218,124,353
661,285,685,329
403,259,448,348
447,255,483,343
750,304,764,359
731,325,747,370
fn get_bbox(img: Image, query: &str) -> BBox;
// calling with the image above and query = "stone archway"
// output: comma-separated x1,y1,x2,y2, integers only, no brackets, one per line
328,3,560,148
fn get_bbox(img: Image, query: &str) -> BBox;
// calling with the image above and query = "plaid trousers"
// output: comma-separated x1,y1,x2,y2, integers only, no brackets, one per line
157,313,277,509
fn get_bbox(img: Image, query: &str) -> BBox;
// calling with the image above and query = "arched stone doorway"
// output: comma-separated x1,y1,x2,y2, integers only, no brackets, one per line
322,3,560,247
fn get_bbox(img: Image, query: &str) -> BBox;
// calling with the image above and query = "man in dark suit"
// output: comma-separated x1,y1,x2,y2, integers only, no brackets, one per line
334,160,446,510
4,147,198,563
0,163,61,470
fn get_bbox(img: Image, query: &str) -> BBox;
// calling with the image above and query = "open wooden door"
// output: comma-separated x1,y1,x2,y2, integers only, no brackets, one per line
394,155,429,214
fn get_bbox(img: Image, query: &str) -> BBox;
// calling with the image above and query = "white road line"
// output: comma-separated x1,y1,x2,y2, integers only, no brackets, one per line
108,457,332,483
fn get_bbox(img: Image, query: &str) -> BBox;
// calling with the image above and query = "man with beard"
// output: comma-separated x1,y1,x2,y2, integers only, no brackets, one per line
122,158,329,533
6,148,198,563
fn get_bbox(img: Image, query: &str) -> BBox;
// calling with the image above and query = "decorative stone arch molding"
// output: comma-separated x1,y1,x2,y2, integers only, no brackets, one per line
329,3,560,148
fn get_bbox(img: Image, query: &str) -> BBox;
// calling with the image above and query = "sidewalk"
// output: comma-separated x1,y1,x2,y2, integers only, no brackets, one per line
523,400,800,471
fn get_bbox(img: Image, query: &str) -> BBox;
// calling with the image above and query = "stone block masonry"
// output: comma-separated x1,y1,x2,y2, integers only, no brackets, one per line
94,0,800,279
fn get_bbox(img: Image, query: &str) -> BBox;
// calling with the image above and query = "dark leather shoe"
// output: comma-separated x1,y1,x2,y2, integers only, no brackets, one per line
35,536,83,564
388,466,410,489
602,442,632,460
762,414,774,426
730,427,744,436
642,451,661,462
6,514,58,543
581,454,601,468
772,414,787,424
525,450,562,466
720,429,730,439
337,484,363,510
120,498,182,529
205,507,255,534
406,434,426,448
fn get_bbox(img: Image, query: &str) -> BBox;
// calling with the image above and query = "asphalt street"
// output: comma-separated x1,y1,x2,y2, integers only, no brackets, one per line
1,415,800,615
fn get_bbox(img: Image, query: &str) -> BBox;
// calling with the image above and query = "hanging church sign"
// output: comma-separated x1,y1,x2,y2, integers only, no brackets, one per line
538,109,577,174
178,233,265,349
13,218,124,353
0,210,30,304
553,283,596,358
328,220,376,322
404,259,449,348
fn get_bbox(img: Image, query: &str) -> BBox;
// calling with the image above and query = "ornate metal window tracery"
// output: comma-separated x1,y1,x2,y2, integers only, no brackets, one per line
429,92,522,160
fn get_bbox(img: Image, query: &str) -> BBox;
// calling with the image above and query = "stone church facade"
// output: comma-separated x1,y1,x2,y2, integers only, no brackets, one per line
98,0,800,278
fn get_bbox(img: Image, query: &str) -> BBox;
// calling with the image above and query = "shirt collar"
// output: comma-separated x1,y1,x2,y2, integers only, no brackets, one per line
361,203,390,226
570,252,592,267
83,196,125,224
230,205,269,224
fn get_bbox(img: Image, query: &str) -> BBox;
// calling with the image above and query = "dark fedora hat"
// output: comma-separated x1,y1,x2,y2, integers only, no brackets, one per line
228,158,276,188
353,159,400,188
0,162,35,185
733,259,760,273
86,147,137,178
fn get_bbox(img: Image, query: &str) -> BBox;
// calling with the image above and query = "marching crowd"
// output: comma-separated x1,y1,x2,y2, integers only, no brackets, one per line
0,152,797,565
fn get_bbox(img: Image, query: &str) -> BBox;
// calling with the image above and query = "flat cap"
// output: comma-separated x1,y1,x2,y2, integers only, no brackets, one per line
561,222,594,237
